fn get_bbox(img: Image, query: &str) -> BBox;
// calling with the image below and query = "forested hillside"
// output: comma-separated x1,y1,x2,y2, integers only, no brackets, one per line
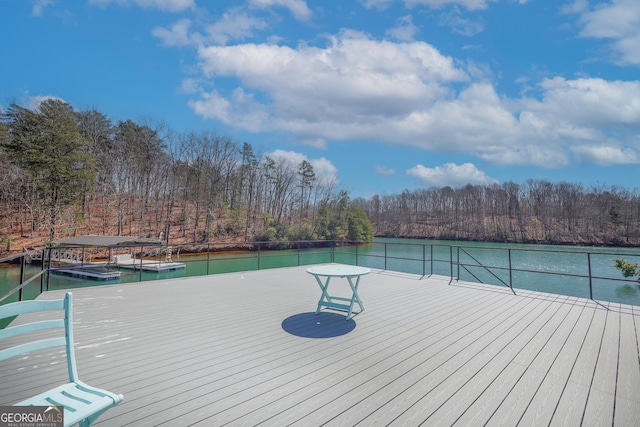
355,182,640,246
2,99,639,253
0,99,373,254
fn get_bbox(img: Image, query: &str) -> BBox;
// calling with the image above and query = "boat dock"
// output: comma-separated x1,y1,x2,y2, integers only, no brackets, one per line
47,252,186,280
1,265,639,425
50,266,121,280
113,253,186,272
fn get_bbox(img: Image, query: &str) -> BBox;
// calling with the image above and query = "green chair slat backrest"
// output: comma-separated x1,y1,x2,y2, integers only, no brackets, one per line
0,293,123,427
0,293,78,381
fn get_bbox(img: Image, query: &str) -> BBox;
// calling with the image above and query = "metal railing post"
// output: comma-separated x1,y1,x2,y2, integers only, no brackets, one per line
384,243,387,271
139,246,143,281
430,245,433,276
257,243,261,270
422,244,426,277
508,249,513,290
450,246,454,281
40,249,45,294
19,252,25,301
297,242,301,266
46,248,51,291
355,243,359,266
588,253,593,299
207,243,210,275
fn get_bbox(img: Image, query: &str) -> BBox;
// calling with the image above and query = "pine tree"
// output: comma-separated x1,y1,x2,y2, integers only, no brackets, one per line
2,99,95,241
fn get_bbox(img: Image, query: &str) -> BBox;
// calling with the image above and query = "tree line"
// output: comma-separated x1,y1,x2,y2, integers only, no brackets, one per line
354,181,640,246
0,99,373,251
2,99,638,251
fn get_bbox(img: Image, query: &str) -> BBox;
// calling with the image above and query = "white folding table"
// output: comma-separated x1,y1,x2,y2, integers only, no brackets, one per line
306,264,371,320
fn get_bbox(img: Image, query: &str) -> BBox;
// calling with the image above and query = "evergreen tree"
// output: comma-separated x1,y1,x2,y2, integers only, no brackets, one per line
1,99,95,241
347,206,374,241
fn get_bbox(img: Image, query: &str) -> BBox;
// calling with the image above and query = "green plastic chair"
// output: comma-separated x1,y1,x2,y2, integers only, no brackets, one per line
0,293,123,426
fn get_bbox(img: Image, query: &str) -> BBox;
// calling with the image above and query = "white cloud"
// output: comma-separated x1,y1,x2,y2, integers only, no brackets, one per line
386,15,419,41
533,77,640,127
88,0,195,12
178,78,202,94
561,0,588,15
361,0,395,10
438,10,485,36
31,0,53,17
570,144,639,166
192,30,468,133
184,27,640,169
205,8,269,45
404,0,496,11
572,0,640,65
152,19,195,47
265,149,339,184
407,162,498,187
25,95,66,110
376,165,397,175
362,0,497,11
153,9,269,47
248,0,312,21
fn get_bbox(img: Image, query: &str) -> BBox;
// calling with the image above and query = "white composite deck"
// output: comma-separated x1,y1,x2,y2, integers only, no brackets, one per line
1,265,639,426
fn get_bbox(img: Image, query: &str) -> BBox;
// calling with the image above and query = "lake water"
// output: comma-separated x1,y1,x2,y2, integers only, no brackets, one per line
2,237,640,306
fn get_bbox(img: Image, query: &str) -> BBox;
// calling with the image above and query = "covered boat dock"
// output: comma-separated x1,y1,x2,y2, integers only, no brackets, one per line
47,236,183,279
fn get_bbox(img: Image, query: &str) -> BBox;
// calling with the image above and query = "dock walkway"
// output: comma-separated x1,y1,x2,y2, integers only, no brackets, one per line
1,266,639,426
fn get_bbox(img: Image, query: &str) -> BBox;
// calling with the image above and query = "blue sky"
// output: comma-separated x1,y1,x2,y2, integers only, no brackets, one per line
2,0,640,198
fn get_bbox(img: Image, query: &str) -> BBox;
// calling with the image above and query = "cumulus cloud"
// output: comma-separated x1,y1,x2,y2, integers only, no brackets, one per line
183,25,640,169
571,0,640,65
376,165,397,175
438,10,485,36
31,0,53,17
407,162,498,187
153,19,195,47
386,15,419,41
153,9,271,47
190,30,467,144
405,0,496,11
362,0,496,10
265,149,339,185
89,0,195,12
361,0,395,10
24,95,66,110
205,9,269,45
248,0,312,21
570,145,638,166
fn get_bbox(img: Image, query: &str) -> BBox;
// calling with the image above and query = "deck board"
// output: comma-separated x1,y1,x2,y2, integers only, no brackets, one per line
384,296,567,426
435,297,584,426
514,300,593,427
614,305,640,426
1,265,639,426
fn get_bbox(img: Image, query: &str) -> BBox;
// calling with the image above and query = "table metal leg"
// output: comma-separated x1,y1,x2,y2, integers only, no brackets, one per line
346,275,364,319
313,273,364,320
314,275,331,314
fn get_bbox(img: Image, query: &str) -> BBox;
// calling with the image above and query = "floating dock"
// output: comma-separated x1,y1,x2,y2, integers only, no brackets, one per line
51,266,121,280
112,254,186,272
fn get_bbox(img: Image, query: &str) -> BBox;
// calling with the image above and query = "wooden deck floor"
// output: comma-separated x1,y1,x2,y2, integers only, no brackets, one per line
1,265,639,426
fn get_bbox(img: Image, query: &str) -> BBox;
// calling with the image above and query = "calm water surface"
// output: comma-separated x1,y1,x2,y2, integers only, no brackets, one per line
2,238,640,306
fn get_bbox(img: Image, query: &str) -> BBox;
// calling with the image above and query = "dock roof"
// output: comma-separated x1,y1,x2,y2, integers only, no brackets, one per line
51,236,162,247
